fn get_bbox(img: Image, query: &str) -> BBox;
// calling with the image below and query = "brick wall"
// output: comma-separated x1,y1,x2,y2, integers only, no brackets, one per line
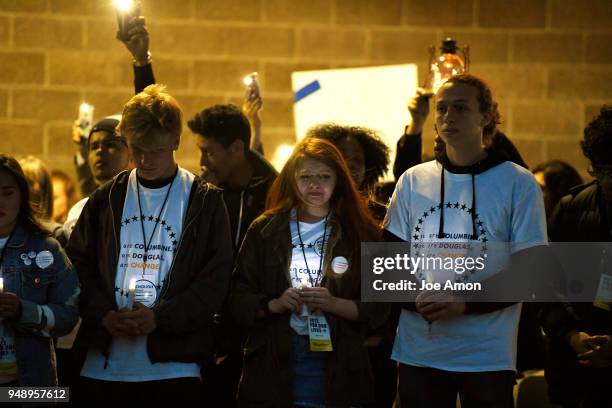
0,0,610,182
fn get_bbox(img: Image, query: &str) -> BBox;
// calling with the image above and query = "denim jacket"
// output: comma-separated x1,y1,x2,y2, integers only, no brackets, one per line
1,225,79,385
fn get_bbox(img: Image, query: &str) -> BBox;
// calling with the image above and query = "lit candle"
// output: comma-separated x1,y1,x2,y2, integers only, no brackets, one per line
126,278,136,310
242,72,258,87
0,277,4,293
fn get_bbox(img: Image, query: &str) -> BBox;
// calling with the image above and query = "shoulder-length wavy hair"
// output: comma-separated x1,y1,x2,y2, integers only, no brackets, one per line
266,138,380,249
18,155,53,221
0,155,49,236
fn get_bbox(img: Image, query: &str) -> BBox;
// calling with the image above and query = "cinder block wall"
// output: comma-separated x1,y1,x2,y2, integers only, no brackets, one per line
0,0,610,182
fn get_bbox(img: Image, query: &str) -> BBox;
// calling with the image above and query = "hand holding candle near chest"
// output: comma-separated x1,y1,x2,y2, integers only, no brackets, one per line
0,278,21,319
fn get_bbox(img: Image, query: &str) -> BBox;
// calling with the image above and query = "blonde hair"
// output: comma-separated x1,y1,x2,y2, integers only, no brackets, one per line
117,84,183,148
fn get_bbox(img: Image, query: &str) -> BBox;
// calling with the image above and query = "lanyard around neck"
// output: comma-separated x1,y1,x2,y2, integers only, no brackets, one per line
296,209,330,287
135,173,176,277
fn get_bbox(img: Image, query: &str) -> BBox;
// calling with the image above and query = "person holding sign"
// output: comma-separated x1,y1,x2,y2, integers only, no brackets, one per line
0,155,79,386
230,138,388,407
66,84,233,404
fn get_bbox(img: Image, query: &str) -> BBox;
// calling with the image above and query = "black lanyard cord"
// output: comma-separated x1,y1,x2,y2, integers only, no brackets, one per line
296,208,330,287
136,173,176,277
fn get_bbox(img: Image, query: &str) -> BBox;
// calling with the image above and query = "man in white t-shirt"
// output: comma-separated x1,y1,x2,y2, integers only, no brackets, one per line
67,84,233,404
383,74,547,407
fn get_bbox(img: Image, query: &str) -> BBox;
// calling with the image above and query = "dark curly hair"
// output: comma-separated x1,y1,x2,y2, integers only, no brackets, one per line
187,104,250,152
306,123,389,191
581,105,612,166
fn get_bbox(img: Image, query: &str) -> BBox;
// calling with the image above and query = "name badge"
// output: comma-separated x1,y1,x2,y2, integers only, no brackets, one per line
308,313,333,352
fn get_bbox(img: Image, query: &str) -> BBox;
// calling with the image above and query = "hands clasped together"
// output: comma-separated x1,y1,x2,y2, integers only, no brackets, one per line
102,302,156,337
268,286,336,315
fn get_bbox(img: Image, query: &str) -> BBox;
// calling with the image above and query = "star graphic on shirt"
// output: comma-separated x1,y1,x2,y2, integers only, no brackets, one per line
140,215,146,221
415,226,421,232
148,215,154,221
114,286,120,292
418,218,423,224
437,204,443,210
172,240,178,246
170,232,176,238
124,218,131,225
413,243,419,249
446,202,452,208
132,216,138,221
467,207,473,214
307,244,314,248
166,226,172,232
477,221,484,227
482,238,488,243
155,217,160,223
429,206,436,213
454,202,460,208
480,228,486,236
160,220,166,226
460,204,467,210
413,234,419,240
423,212,429,218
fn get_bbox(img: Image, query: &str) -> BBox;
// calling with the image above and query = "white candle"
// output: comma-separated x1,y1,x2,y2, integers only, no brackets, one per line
126,278,136,310
0,277,4,293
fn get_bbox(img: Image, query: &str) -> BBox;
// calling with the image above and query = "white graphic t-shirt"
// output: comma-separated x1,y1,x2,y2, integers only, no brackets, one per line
384,160,547,372
288,210,331,335
0,236,17,384
81,168,200,381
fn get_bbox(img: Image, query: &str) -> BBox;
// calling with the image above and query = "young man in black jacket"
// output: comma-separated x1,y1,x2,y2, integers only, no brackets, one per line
66,84,233,404
542,105,612,407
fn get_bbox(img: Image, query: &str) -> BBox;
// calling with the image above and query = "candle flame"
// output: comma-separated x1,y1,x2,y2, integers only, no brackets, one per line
114,0,134,12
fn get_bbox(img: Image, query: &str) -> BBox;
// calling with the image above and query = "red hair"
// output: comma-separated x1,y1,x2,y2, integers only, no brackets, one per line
266,138,380,249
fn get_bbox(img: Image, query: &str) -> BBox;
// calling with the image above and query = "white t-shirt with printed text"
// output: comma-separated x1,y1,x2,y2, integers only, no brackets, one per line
288,212,331,335
383,160,547,372
81,168,200,382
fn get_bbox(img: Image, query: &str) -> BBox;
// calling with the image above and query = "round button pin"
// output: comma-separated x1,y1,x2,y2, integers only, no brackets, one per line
331,256,349,274
34,277,40,284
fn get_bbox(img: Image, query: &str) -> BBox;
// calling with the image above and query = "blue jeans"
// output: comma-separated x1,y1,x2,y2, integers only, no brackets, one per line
292,334,327,408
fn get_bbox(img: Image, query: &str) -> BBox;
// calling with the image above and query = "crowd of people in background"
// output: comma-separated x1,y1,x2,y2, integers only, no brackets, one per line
0,13,611,408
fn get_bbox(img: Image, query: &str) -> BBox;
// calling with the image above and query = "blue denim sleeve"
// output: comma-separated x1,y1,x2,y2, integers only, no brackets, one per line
16,238,80,338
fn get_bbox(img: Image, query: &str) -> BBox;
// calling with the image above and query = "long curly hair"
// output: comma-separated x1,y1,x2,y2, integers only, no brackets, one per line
444,74,502,138
266,138,380,250
306,123,389,191
581,105,612,167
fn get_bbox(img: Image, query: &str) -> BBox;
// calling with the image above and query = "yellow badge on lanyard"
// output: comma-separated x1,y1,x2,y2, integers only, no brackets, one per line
308,313,333,352
594,274,612,311
594,249,612,311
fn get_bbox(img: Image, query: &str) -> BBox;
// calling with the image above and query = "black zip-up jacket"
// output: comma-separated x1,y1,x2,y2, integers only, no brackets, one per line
219,150,278,249
542,181,612,352
66,170,234,367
